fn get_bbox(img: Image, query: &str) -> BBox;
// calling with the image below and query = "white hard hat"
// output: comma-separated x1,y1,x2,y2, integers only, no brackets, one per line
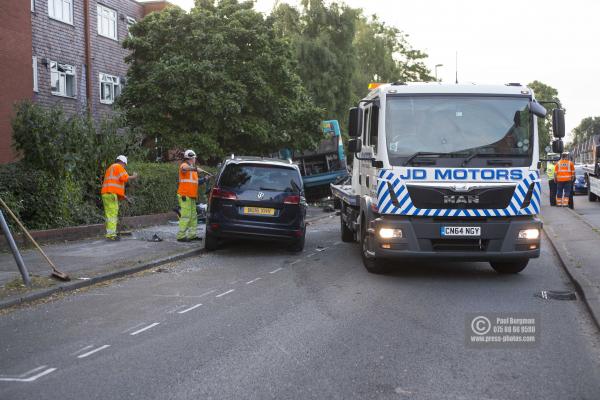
184,149,196,159
116,155,128,164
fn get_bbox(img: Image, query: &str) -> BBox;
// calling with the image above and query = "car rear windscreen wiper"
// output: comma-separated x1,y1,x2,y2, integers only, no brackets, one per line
462,152,527,167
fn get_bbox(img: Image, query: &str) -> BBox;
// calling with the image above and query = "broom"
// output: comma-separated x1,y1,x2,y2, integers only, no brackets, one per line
0,198,70,281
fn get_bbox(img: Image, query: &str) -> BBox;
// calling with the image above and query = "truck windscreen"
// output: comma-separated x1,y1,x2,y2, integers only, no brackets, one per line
385,96,532,166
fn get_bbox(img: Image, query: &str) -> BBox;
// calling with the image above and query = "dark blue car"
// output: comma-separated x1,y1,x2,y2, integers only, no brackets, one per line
574,165,587,195
205,157,307,252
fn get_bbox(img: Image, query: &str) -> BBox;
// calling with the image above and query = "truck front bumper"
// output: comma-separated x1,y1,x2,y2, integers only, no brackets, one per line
369,215,541,261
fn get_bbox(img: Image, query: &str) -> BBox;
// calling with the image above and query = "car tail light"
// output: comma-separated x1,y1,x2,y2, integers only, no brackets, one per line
211,187,237,200
283,195,300,205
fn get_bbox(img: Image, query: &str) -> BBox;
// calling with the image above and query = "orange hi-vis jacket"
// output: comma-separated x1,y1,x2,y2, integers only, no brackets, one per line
177,162,199,198
101,163,129,199
554,159,575,182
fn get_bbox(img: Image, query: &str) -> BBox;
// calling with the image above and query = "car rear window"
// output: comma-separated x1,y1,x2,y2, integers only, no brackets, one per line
219,164,302,192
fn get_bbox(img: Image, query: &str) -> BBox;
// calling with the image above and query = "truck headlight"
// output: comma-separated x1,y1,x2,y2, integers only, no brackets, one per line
518,228,539,240
379,228,403,239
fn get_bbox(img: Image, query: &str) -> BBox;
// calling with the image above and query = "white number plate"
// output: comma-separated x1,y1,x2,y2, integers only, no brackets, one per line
441,226,481,237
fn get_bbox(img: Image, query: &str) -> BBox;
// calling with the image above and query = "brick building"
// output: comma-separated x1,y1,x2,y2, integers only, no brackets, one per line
0,0,171,164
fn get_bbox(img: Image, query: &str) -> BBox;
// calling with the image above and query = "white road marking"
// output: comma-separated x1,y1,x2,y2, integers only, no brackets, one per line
289,260,301,266
198,289,216,298
18,366,47,378
269,268,283,274
123,322,147,334
306,253,317,258
130,323,160,336
0,368,57,382
246,278,262,284
70,345,94,356
166,304,190,314
316,247,329,252
216,289,235,298
177,304,203,314
77,345,110,359
333,241,342,246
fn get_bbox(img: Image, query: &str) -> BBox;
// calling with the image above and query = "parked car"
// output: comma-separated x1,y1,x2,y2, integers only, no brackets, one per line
205,156,307,252
574,165,588,195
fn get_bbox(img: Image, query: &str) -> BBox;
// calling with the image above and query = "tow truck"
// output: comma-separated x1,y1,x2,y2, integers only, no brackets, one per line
331,82,565,274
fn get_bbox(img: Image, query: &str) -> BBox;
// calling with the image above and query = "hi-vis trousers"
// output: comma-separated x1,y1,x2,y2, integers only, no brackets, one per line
101,193,119,238
177,195,198,240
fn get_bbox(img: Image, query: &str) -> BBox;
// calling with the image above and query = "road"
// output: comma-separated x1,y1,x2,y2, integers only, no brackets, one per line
1,215,599,400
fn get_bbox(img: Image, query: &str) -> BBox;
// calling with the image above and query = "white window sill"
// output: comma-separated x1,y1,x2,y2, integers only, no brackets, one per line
98,33,119,42
49,15,73,26
100,100,115,105
51,92,76,99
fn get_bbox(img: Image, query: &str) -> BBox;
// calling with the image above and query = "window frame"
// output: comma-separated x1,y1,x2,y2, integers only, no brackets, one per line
97,4,118,40
32,56,38,93
126,16,136,38
50,61,77,98
48,0,73,25
99,73,121,104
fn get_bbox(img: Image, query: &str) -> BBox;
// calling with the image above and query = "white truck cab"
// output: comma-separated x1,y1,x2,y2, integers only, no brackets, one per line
332,82,566,274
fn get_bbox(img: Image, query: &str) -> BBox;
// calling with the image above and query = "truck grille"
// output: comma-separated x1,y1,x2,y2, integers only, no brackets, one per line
431,239,488,252
406,185,515,209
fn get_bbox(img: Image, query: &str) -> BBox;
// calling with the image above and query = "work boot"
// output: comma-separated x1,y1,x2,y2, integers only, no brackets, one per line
106,236,121,241
189,237,203,241
177,238,190,243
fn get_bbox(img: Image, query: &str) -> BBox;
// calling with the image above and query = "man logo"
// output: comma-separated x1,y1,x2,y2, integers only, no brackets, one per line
444,195,480,204
257,192,265,200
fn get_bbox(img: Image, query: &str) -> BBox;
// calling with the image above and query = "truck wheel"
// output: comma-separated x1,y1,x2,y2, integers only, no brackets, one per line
333,198,341,209
341,213,354,242
490,259,528,274
588,188,598,202
361,223,389,274
204,232,219,251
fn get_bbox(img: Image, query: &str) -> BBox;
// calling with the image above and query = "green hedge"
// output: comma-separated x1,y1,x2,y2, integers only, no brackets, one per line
0,161,215,230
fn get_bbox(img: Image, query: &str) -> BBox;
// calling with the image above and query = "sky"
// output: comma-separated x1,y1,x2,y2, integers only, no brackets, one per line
158,0,599,140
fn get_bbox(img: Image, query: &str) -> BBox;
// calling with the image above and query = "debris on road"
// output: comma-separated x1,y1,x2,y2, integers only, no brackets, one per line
535,290,577,301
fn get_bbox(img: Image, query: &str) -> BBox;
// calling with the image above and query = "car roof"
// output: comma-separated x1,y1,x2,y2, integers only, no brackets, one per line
223,156,299,169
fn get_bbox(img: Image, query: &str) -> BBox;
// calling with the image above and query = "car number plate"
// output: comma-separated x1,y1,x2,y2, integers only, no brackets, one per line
243,207,275,216
441,226,481,237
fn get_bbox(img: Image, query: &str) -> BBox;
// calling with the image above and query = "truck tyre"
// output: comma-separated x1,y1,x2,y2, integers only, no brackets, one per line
361,222,390,274
589,188,598,202
204,232,219,251
490,259,528,274
333,197,342,209
289,230,306,252
341,213,354,242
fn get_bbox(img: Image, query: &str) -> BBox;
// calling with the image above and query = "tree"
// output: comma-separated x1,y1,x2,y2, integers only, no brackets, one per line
571,116,600,146
119,1,322,159
352,15,433,102
527,80,561,156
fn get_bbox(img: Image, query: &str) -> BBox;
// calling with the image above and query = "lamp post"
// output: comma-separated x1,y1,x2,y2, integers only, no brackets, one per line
435,64,443,81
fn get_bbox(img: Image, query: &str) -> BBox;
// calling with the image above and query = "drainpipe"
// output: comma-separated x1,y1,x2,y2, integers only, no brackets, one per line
83,0,92,114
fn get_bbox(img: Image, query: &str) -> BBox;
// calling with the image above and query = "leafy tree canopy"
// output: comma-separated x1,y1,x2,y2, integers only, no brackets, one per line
571,116,600,146
120,1,322,158
528,80,561,156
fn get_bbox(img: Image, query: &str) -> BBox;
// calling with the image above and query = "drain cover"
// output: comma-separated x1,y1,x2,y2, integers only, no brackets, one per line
535,290,577,300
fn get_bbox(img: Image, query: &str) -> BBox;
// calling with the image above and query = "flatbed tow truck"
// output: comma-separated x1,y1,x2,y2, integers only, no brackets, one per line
332,82,565,274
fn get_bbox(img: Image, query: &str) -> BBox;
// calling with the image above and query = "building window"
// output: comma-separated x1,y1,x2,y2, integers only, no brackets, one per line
48,0,73,24
32,57,38,92
126,16,136,38
97,4,117,40
99,73,121,104
50,61,76,98
31,0,35,12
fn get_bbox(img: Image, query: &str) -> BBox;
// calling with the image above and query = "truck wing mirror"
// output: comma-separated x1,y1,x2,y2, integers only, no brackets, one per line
552,109,565,138
528,101,547,118
551,139,564,154
348,107,359,137
348,138,362,153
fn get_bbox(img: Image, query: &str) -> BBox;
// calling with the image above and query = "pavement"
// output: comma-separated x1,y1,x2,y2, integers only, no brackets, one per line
1,212,599,399
539,177,600,328
0,206,335,308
